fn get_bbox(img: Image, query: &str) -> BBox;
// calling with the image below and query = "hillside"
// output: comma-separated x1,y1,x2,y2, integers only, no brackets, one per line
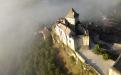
18,31,71,75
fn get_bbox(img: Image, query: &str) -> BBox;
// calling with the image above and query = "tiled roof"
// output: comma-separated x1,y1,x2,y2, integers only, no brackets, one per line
65,8,79,18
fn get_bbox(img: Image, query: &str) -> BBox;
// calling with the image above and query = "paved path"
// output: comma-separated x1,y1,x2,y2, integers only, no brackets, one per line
79,49,115,75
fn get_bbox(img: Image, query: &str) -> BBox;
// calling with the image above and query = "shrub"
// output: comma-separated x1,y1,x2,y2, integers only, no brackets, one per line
102,53,110,60
93,44,111,60
93,44,102,55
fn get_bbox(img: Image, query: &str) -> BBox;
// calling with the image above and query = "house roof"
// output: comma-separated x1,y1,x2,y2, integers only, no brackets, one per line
65,8,79,18
112,54,121,73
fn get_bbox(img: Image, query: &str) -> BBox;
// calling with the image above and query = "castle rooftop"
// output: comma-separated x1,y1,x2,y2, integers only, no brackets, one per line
65,8,79,18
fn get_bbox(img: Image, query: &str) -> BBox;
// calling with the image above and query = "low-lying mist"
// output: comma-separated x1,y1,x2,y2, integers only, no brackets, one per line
0,0,120,75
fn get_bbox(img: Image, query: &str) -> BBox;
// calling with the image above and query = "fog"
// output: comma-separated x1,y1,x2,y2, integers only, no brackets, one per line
0,0,120,75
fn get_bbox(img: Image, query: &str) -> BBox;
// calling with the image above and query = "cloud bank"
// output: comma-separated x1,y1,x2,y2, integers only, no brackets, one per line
0,0,120,75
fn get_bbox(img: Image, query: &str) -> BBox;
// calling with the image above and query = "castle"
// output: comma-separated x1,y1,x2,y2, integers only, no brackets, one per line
52,8,121,75
55,8,89,51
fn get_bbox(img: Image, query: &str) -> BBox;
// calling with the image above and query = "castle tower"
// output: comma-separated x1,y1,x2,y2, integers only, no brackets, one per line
82,35,89,46
65,8,79,25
